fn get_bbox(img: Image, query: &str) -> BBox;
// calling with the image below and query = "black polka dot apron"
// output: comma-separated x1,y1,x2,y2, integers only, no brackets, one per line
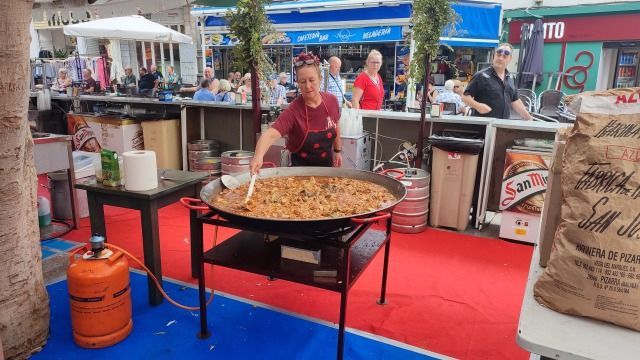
290,94,336,167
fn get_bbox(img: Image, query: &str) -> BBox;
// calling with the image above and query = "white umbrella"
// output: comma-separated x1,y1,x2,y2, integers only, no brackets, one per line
63,15,192,44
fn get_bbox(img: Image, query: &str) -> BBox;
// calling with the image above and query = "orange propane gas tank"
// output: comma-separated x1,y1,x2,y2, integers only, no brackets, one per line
67,235,133,348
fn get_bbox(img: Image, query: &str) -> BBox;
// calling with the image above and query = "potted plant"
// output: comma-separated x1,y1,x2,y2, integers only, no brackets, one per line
226,0,276,143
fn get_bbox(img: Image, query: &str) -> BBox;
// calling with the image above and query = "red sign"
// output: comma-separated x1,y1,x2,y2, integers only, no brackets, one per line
508,14,640,43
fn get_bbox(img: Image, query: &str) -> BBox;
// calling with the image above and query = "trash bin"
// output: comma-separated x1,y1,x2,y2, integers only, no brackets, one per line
427,131,484,231
48,152,99,220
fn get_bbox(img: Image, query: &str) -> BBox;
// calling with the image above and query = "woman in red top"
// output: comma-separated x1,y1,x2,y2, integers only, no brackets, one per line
351,50,385,110
250,53,342,174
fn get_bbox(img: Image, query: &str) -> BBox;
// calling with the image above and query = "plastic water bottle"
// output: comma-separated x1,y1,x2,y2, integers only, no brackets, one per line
38,196,51,227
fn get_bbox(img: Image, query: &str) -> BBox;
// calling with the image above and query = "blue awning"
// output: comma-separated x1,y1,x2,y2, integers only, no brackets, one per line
202,3,412,28
441,2,502,48
195,0,501,47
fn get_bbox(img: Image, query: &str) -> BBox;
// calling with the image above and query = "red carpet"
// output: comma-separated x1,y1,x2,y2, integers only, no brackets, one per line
62,202,533,359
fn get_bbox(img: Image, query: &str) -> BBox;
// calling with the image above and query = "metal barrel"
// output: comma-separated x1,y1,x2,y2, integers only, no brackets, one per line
391,168,430,234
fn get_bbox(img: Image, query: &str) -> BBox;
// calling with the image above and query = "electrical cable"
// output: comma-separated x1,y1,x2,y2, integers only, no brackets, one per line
69,220,220,311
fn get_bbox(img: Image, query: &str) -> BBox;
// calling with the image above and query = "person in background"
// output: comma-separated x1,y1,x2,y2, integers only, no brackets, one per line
426,80,439,103
278,72,298,103
227,71,235,84
137,67,156,95
51,68,72,93
453,79,465,97
203,67,214,81
463,43,532,120
435,79,468,115
150,64,163,88
238,72,252,95
193,79,217,101
166,66,178,88
321,56,351,109
121,66,137,87
267,74,287,106
249,52,342,173
234,71,242,86
351,49,385,110
81,68,96,93
216,79,235,103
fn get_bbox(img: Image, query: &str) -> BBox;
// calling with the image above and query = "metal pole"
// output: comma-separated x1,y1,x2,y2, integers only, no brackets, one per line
415,55,430,169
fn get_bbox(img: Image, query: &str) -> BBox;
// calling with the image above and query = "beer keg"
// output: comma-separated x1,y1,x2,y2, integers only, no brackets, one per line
221,150,254,175
187,140,221,171
391,168,430,234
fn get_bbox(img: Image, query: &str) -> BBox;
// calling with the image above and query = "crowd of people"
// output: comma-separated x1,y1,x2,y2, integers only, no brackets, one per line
47,43,531,121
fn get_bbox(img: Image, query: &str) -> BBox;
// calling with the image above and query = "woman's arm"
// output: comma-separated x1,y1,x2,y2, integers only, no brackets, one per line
351,87,364,109
249,127,282,175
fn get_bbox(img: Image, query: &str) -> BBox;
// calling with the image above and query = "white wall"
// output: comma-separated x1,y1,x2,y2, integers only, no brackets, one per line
504,0,639,10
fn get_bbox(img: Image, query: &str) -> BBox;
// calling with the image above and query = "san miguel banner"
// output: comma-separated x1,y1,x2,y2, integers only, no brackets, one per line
508,13,640,43
499,151,551,214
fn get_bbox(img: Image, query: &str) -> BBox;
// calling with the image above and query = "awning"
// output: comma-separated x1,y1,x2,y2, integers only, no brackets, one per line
63,15,193,44
442,2,502,48
194,0,501,47
200,3,413,31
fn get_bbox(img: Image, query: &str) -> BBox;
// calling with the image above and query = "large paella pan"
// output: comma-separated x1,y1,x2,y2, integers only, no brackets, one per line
182,167,407,232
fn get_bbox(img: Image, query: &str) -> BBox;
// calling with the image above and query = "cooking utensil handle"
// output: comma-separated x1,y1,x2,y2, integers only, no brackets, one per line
380,169,404,180
180,197,209,211
262,162,277,168
245,174,257,203
351,212,391,224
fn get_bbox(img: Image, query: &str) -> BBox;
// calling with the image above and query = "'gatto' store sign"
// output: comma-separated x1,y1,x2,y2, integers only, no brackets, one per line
508,14,640,43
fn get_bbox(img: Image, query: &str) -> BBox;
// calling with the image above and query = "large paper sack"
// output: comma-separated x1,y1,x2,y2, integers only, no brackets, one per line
534,88,640,330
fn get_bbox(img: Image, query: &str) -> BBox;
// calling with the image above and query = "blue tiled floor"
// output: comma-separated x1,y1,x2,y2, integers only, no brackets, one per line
35,272,442,360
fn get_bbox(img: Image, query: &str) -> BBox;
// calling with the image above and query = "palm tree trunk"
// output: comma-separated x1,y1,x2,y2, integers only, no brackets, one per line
0,1,50,359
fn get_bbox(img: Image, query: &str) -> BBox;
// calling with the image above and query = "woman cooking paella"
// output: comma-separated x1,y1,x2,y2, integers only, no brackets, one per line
249,52,342,174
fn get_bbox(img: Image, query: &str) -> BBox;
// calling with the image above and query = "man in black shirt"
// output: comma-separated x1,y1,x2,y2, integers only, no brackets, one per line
138,67,156,96
463,43,532,120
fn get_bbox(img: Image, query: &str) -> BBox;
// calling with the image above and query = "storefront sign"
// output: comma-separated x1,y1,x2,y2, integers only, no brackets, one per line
206,26,403,46
509,14,640,43
265,26,403,45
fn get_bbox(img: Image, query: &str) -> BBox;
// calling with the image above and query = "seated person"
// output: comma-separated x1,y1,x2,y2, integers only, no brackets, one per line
51,68,72,93
137,67,156,95
434,79,468,115
215,79,235,103
165,65,179,90
268,74,286,106
278,72,297,103
193,79,217,101
81,68,97,93
237,73,252,95
121,66,137,87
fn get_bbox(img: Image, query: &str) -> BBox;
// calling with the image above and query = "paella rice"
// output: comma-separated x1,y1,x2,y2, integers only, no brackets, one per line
212,176,396,219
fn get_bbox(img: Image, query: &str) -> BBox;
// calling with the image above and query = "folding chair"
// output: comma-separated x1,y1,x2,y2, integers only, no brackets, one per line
537,90,565,118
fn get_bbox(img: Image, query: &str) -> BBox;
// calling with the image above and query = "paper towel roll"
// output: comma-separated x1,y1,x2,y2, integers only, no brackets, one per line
123,150,158,191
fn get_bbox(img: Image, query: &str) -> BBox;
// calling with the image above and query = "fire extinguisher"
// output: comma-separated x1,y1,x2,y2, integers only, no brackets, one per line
67,234,133,348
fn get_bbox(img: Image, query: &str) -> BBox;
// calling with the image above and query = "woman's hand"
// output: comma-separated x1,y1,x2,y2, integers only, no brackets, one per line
249,156,263,175
333,152,342,167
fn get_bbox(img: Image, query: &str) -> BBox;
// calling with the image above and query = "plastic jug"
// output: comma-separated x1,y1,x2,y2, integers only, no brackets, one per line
37,196,51,227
